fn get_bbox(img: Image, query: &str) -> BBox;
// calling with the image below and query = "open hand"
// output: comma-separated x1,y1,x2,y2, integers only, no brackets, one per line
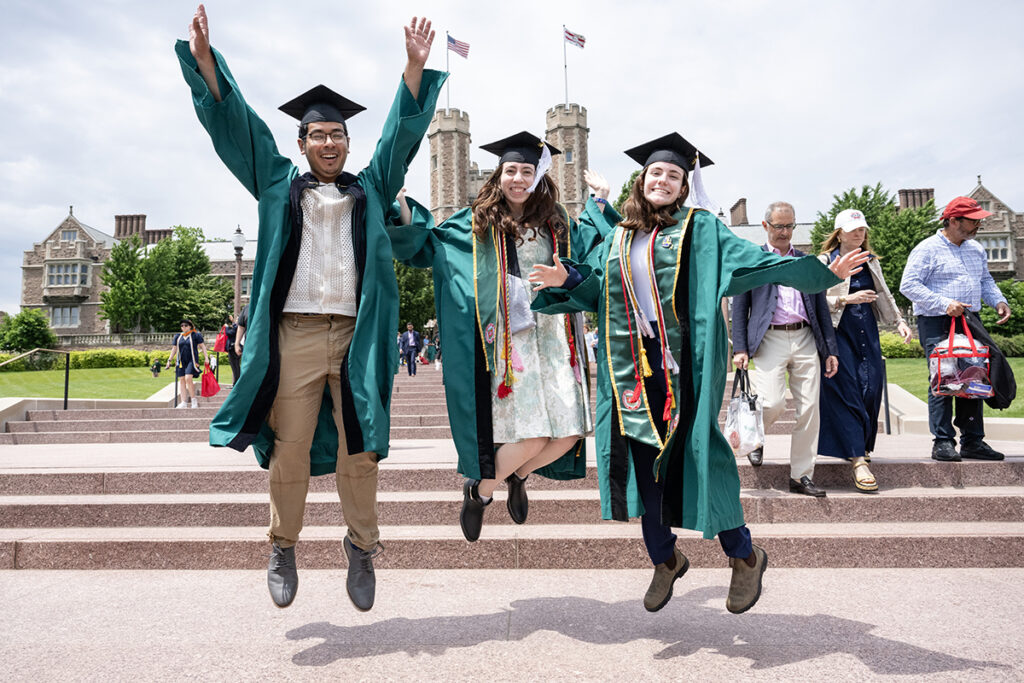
404,17,435,67
528,253,569,291
896,321,913,343
188,4,212,63
829,248,870,279
584,169,610,201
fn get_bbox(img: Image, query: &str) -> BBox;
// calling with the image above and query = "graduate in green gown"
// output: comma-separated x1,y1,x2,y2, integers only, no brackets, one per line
177,5,444,611
530,133,870,614
389,132,609,542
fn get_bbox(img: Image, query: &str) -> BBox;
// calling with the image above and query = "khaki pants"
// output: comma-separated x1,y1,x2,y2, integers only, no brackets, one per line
267,313,379,551
750,327,821,480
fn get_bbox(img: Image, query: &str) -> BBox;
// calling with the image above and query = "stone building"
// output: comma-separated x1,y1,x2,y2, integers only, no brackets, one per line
964,177,1021,281
426,103,590,221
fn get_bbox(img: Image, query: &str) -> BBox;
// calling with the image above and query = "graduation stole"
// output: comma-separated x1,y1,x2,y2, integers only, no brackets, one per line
473,207,575,397
603,208,692,449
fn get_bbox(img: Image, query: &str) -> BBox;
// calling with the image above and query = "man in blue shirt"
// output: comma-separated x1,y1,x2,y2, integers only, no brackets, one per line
900,196,1012,462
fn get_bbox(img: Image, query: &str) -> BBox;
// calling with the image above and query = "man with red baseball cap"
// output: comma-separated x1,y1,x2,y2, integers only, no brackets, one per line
900,196,1012,462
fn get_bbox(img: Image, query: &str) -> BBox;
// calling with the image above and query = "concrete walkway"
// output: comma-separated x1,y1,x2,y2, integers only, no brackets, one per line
3,568,1021,681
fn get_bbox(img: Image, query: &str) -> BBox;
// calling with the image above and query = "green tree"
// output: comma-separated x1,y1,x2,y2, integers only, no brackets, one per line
0,309,58,352
99,234,145,331
980,279,1024,336
812,183,939,311
395,261,435,332
614,170,641,213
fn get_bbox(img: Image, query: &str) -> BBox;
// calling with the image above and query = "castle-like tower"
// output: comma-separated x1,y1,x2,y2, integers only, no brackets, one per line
426,109,471,222
545,103,589,218
428,103,590,222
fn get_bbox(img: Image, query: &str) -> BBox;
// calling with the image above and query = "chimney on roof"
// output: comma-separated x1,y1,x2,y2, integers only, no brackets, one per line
897,188,934,212
730,198,748,226
114,214,148,239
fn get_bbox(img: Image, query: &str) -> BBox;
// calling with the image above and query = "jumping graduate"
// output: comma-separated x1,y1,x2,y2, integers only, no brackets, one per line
176,5,445,611
529,133,870,614
389,132,606,542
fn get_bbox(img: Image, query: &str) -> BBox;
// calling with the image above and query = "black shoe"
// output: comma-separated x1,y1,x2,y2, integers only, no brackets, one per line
789,476,827,498
931,440,961,462
505,473,529,525
460,479,490,542
959,440,1005,461
267,543,298,608
747,446,763,467
343,537,381,612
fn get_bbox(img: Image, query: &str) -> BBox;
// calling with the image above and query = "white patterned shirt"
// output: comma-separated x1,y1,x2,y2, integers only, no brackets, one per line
900,230,1006,317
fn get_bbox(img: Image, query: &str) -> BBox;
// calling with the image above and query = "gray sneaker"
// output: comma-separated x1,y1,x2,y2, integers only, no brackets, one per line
643,547,690,612
267,543,298,608
344,537,382,612
726,543,768,614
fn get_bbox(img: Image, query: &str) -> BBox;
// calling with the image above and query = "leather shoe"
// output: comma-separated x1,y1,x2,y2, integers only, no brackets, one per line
267,543,298,608
726,544,768,614
959,440,1005,461
460,479,490,542
931,440,961,462
343,537,381,612
746,446,763,467
789,476,826,498
505,473,529,525
643,547,690,612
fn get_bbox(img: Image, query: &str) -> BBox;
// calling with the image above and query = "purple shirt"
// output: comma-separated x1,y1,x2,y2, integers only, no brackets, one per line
767,243,808,325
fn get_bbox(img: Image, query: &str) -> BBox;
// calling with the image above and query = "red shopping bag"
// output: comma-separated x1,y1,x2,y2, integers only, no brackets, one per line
213,325,228,352
928,315,994,399
200,362,221,397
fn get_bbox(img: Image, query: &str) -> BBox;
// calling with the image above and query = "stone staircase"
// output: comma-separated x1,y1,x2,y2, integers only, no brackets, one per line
1,365,1020,570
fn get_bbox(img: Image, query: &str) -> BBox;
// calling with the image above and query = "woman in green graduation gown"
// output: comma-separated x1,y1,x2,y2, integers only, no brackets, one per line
390,132,608,542
530,133,869,614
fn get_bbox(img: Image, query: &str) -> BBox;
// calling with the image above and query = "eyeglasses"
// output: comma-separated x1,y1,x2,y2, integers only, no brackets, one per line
305,131,347,144
766,222,796,231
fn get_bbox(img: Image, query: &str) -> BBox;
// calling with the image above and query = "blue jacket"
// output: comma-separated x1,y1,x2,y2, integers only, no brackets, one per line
399,330,422,355
731,245,838,361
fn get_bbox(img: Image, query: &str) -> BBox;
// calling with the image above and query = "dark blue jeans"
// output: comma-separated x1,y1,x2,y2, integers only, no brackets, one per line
916,314,985,444
403,350,417,375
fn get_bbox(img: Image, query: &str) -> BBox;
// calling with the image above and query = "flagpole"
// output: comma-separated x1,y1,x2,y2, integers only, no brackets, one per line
562,25,568,106
446,32,451,110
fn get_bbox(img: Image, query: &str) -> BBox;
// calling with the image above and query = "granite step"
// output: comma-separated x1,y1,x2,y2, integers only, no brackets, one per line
0,425,456,444
3,486,1021,529
3,521,1021,569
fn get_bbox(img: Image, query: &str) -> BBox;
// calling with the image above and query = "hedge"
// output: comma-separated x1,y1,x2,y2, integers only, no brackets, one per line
1,348,223,372
879,332,924,358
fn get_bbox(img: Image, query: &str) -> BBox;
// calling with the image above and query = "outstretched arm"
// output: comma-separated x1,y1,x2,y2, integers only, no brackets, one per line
188,4,221,102
403,17,435,100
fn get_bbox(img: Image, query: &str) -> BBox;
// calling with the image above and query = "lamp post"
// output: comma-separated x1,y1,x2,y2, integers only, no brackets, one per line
231,225,246,319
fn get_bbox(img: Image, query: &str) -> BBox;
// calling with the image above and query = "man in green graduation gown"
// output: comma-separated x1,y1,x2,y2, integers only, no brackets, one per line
176,4,445,611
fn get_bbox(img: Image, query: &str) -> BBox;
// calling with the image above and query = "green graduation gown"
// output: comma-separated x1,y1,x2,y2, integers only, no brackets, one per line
388,198,605,482
175,41,446,474
535,202,841,539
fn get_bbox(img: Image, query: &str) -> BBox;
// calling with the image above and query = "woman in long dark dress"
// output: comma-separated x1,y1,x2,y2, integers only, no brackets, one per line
818,209,912,491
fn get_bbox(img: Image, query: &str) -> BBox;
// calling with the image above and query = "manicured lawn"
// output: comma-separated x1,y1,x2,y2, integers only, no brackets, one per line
883,357,1024,418
0,367,178,400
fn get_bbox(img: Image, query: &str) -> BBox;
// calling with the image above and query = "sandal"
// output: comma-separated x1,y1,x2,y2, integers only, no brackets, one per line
852,456,878,493
863,453,871,463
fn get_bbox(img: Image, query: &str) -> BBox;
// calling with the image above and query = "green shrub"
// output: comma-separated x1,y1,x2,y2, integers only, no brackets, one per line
879,332,924,358
990,333,1024,358
69,349,152,369
0,353,29,372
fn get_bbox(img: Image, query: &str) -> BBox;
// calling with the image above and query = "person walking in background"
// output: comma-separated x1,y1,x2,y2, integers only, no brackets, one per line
166,318,209,408
900,196,1012,462
224,313,241,385
731,201,839,498
817,209,913,492
399,322,422,376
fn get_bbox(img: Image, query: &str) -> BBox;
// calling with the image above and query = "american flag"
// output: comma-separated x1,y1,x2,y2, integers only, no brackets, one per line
447,34,470,58
564,28,585,49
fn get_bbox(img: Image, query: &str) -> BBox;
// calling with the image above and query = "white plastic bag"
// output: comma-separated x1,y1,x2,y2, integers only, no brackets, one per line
724,368,764,457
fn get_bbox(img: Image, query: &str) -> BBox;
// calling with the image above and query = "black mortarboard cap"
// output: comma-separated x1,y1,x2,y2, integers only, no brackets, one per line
480,131,561,166
624,132,713,171
278,85,366,129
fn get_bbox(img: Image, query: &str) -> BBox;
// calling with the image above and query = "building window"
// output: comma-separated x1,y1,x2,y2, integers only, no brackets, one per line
565,148,574,164
50,306,80,327
47,263,88,286
977,201,992,212
431,155,437,170
979,237,1010,262
61,230,77,241
80,265,88,285
241,276,252,296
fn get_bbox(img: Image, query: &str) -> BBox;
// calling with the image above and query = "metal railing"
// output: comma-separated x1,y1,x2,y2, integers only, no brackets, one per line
0,348,72,410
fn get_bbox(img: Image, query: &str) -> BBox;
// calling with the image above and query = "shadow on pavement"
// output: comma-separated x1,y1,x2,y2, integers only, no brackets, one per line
285,586,1007,675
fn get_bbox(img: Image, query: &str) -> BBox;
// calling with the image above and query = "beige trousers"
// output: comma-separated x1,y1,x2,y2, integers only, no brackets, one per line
750,327,821,480
267,313,379,551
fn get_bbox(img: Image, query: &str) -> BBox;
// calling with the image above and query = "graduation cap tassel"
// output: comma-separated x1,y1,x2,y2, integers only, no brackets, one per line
640,347,653,378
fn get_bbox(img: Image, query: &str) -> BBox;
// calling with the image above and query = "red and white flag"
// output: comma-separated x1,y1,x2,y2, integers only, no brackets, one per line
447,34,470,58
564,27,585,49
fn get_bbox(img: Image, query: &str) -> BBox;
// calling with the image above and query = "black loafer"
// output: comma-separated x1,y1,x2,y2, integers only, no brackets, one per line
460,479,489,542
789,476,827,498
267,543,298,608
931,440,961,462
747,447,763,467
959,440,1005,461
505,473,529,524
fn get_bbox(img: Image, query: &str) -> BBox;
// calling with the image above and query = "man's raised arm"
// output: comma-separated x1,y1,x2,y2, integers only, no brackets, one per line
188,4,221,102
402,17,434,100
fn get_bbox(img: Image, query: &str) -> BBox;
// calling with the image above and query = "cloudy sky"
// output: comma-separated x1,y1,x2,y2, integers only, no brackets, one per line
2,0,1022,315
